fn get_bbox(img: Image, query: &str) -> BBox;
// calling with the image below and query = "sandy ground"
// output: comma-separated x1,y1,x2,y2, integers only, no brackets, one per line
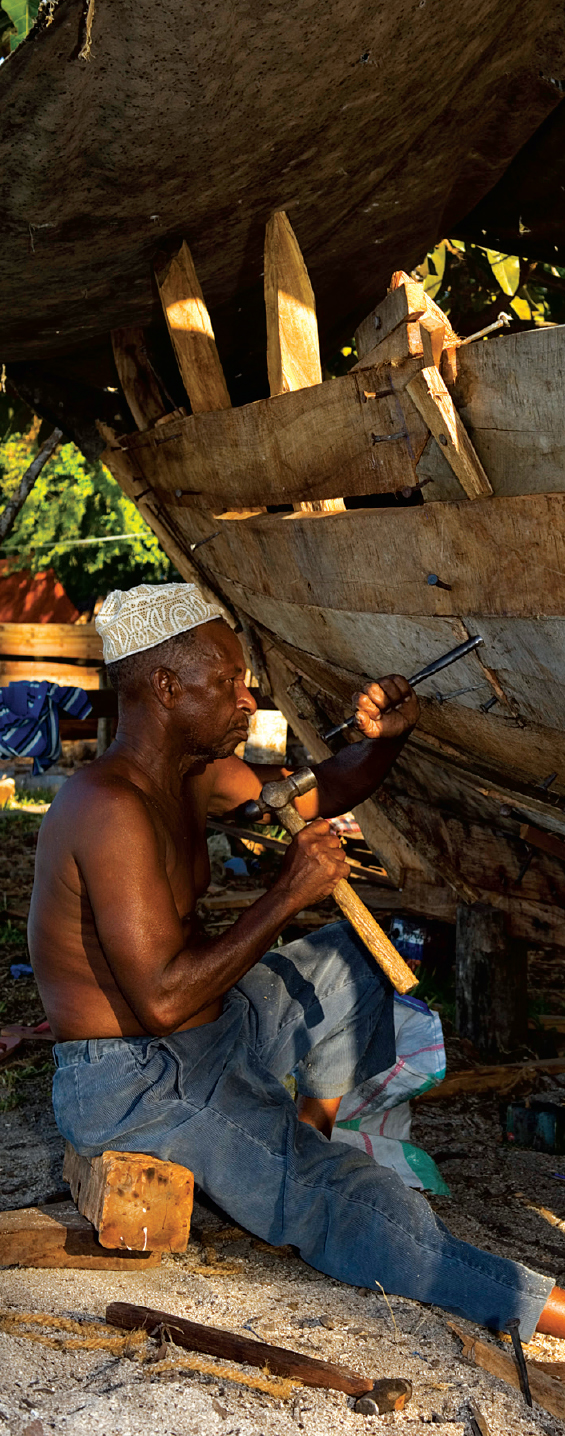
3,800,565,1434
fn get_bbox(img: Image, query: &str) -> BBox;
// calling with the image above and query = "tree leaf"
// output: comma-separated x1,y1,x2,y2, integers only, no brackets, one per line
1,0,40,51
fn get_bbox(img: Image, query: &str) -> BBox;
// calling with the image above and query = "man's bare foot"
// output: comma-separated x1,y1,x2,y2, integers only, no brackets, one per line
536,1286,565,1337
296,1095,341,1139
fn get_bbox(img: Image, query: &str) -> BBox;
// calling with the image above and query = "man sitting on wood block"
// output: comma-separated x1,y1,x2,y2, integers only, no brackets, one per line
28,581,565,1340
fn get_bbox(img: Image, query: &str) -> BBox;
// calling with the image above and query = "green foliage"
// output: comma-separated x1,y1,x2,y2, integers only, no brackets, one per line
0,418,178,611
415,238,565,332
0,0,39,50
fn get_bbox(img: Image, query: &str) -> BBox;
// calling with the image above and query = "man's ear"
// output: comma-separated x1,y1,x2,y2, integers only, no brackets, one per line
150,665,182,709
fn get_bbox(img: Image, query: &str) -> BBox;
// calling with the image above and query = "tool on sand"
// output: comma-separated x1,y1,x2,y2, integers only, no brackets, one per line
238,767,416,994
106,1300,411,1405
323,634,484,741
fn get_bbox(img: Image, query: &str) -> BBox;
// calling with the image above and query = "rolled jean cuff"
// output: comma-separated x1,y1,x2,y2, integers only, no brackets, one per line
511,1277,555,1343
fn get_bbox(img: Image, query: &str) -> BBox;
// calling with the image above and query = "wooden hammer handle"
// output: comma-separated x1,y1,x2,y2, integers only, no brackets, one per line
280,804,416,995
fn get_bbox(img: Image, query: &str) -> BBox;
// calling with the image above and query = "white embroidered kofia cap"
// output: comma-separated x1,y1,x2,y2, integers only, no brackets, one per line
95,582,226,665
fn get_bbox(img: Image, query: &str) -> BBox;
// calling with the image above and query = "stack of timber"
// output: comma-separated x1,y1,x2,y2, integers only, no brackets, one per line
101,214,565,955
0,622,103,690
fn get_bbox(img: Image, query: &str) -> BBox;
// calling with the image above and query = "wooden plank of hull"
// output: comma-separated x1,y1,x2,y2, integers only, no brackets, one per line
420,325,565,500
119,366,427,510
249,624,565,795
190,575,565,735
171,493,565,619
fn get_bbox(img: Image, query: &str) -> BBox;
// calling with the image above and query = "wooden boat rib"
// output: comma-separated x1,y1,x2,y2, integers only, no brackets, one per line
99,222,565,953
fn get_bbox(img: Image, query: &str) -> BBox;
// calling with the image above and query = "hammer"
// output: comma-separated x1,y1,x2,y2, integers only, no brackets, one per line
240,767,416,995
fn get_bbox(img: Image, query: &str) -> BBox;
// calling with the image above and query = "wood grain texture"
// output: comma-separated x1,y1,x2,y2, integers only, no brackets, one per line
0,1203,161,1269
155,241,231,414
265,211,322,396
63,1145,194,1253
407,364,492,499
119,367,425,509
111,327,168,431
0,660,101,688
354,280,427,360
106,1301,374,1395
449,1323,565,1420
420,324,565,500
175,492,565,619
0,622,102,661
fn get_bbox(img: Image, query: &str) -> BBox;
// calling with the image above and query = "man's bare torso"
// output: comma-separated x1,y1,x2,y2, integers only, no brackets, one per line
29,752,220,1041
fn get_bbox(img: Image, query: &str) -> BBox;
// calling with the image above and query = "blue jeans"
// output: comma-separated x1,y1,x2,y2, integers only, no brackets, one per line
53,922,553,1340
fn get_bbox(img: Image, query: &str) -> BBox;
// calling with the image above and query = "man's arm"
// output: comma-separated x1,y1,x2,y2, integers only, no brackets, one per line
75,782,349,1035
208,676,419,820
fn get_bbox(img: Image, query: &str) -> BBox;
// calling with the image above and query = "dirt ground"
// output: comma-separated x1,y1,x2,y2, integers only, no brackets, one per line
2,796,565,1436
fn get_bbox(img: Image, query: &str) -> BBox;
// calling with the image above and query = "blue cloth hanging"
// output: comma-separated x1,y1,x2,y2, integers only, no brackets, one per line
0,681,92,774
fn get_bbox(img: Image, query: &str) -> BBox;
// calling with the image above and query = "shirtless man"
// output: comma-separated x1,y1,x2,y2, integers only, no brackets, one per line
29,582,565,1340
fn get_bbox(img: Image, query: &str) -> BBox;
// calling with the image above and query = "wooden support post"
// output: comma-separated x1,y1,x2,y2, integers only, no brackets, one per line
455,902,528,1061
111,326,168,431
264,211,345,513
406,363,493,499
63,1144,194,1252
155,241,231,414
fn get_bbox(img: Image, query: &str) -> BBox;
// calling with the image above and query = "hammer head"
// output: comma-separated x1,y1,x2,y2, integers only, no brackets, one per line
261,766,317,812
234,767,317,825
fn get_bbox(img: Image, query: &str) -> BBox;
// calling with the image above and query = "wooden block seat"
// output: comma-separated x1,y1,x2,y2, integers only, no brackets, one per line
63,1143,194,1253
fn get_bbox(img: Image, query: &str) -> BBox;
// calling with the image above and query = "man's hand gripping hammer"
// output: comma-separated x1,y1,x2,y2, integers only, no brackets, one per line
241,768,416,996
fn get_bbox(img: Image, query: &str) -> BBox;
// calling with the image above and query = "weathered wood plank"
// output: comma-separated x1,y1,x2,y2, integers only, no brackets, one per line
155,241,231,415
407,364,493,499
264,211,344,514
0,660,101,688
456,904,528,1057
0,622,102,662
354,280,427,361
174,492,565,619
420,324,565,500
111,327,168,431
249,621,565,794
63,1144,194,1253
265,211,322,396
118,367,423,509
0,1202,161,1269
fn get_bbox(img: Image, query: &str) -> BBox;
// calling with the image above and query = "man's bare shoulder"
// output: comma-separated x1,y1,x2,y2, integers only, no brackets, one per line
38,756,161,854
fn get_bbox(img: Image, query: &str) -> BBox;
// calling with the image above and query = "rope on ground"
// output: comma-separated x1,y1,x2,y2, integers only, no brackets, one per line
145,1352,300,1398
78,0,95,60
0,1313,301,1399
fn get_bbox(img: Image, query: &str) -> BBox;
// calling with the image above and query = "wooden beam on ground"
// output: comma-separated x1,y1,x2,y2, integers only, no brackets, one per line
406,364,492,500
63,1144,194,1253
417,1058,565,1103
449,1323,565,1420
0,1202,161,1269
155,240,231,414
111,326,168,431
107,1300,375,1396
264,210,344,514
0,622,102,662
455,903,528,1060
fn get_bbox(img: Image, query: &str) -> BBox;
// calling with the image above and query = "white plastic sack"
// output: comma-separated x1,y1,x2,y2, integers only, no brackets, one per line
332,993,449,1194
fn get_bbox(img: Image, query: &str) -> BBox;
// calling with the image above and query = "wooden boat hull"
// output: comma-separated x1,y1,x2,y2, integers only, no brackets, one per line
104,318,565,949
